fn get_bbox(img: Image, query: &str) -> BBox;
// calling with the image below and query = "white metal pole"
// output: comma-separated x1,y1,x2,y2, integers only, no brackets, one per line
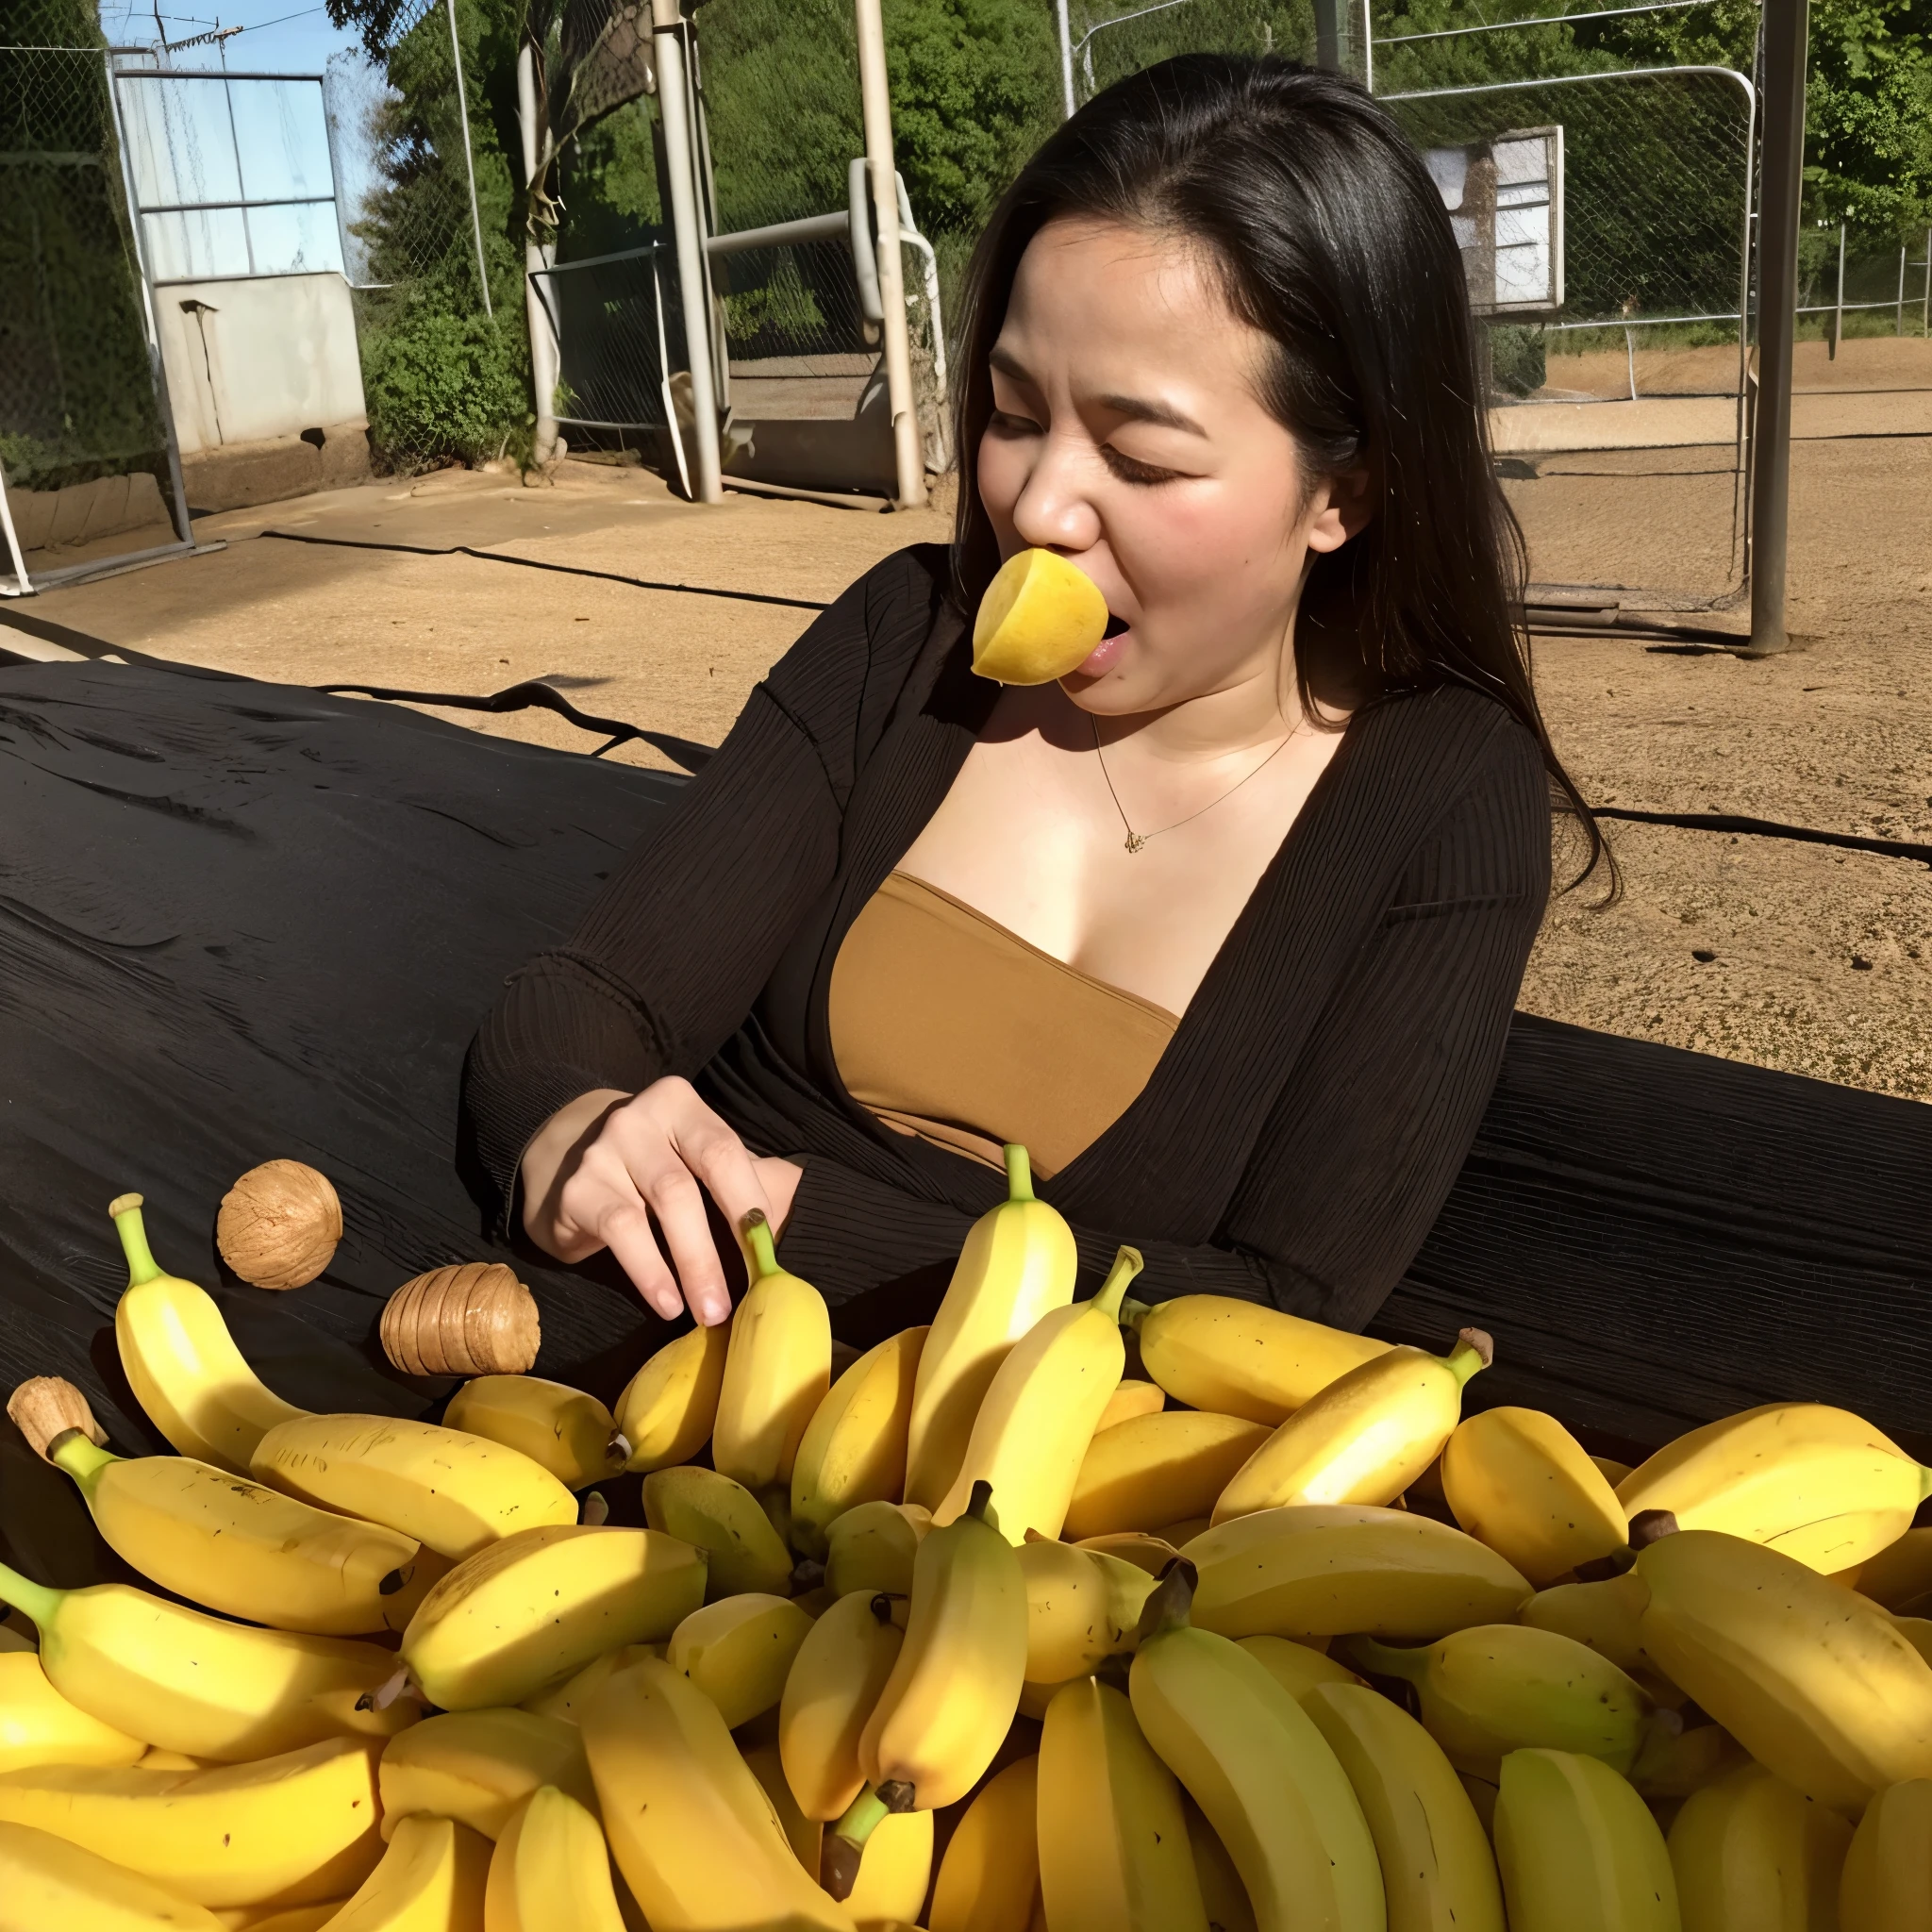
517,41,561,462
0,465,33,596
1831,219,1844,359
446,0,491,317
1897,243,1907,336
854,0,925,508
1361,0,1374,91
1924,226,1930,337
651,2,722,502
1057,0,1076,117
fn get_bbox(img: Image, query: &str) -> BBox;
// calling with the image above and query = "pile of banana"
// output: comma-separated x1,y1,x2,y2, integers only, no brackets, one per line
3,1153,1932,1932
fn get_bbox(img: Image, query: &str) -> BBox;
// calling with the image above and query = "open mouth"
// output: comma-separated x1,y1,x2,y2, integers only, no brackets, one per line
1102,612,1129,639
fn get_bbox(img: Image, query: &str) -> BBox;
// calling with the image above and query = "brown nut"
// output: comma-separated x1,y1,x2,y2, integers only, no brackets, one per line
380,1263,540,1377
8,1376,107,1460
217,1159,343,1290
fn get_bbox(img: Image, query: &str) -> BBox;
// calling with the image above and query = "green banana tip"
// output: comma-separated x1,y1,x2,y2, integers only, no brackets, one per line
1092,1246,1145,1322
0,1559,59,1632
966,1478,1000,1532
1445,1326,1494,1385
738,1208,778,1280
823,1785,895,1899
1117,1296,1150,1334
107,1193,164,1287
1341,1634,1425,1682
47,1431,114,1491
1002,1143,1035,1203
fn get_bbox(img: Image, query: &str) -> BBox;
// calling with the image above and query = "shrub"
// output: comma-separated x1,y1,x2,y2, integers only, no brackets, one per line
359,300,530,473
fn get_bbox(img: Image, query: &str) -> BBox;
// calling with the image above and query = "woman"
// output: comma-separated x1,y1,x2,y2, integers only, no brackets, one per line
463,56,1598,1339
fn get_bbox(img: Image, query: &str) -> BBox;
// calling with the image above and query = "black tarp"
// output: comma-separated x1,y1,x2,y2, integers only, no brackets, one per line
2,656,1927,1581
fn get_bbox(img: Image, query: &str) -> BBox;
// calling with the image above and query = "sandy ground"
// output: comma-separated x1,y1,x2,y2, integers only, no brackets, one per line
13,427,1932,1103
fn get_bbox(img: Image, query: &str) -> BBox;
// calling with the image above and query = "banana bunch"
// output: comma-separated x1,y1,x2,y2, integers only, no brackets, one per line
904,1144,1077,1511
790,1326,926,1560
443,1376,628,1491
1617,1403,1932,1574
616,1322,731,1474
486,1785,628,1932
1492,1748,1678,1931
109,1195,308,1473
327,1811,491,1930
667,1592,815,1728
1121,1293,1391,1424
1236,1633,1368,1705
925,1755,1041,1932
400,1524,707,1710
824,1500,928,1597
378,1707,598,1840
1346,1624,1657,1780
1632,1528,1932,1814
1517,1572,1684,1707
1064,1409,1271,1541
1017,1536,1156,1689
0,1649,145,1772
779,1591,905,1821
1127,1562,1386,1932
1666,1761,1853,1926
1212,1328,1492,1524
1441,1407,1629,1587
521,1643,661,1724
711,1209,831,1499
642,1465,796,1598
933,1246,1143,1543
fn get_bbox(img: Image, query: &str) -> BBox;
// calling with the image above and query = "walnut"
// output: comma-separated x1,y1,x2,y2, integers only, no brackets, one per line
217,1159,342,1290
380,1263,541,1377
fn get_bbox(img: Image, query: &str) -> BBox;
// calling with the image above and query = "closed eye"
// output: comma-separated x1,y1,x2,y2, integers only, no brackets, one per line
1101,445,1181,486
987,408,1041,437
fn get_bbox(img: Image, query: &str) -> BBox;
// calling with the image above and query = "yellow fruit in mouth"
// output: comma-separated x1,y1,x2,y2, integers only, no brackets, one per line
971,548,1110,684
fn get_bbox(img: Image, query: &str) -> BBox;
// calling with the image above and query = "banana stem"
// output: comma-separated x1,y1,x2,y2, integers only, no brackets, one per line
0,1560,60,1632
47,1431,115,1501
1135,1557,1198,1641
964,1478,998,1533
823,1784,894,1900
1919,1464,1932,1505
108,1194,163,1287
739,1209,779,1281
1442,1327,1494,1387
1117,1296,1150,1334
1342,1634,1427,1682
1091,1246,1145,1323
1002,1143,1035,1203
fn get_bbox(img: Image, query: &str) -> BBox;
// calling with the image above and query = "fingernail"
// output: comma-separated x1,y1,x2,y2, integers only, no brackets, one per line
697,1295,728,1326
650,1291,680,1320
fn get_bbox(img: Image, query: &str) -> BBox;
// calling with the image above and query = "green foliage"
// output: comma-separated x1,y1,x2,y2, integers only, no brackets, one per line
359,296,532,470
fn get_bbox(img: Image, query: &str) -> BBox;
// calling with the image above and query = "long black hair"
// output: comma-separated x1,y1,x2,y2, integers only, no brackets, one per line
950,54,1606,886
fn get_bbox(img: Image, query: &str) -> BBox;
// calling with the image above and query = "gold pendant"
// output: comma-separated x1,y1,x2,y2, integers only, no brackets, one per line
1124,831,1146,854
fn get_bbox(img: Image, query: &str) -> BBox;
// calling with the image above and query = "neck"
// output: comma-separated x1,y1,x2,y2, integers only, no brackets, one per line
1101,665,1302,765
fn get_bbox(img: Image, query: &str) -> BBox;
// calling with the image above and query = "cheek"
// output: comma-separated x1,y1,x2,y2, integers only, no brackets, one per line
975,427,1026,529
1122,475,1306,609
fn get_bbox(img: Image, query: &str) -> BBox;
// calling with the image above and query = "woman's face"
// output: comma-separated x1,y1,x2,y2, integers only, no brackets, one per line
977,216,1366,716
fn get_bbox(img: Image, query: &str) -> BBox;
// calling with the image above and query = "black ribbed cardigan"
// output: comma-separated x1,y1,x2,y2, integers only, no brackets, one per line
463,542,1552,1335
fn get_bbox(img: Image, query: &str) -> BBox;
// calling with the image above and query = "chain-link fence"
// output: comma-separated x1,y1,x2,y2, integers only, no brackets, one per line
0,42,191,591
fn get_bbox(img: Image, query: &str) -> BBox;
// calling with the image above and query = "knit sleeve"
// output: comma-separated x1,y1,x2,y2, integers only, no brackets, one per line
460,547,939,1222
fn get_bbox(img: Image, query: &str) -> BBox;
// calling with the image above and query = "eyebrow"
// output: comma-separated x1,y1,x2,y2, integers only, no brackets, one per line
988,346,1207,438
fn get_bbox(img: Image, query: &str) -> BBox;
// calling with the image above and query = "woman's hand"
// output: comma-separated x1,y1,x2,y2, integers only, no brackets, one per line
519,1078,802,1324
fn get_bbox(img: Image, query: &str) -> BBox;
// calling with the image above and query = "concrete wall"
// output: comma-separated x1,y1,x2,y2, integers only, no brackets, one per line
157,272,367,456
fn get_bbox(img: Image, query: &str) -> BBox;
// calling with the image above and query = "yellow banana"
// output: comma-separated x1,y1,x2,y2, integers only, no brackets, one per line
1664,1760,1851,1928
779,1591,905,1822
926,1754,1041,1932
0,1559,411,1760
1211,1328,1492,1524
242,1899,358,1931
1121,1292,1390,1425
1854,1526,1932,1616
327,1813,492,1932
616,1321,731,1475
1038,1675,1208,1931
1183,1796,1257,1932
1016,1537,1155,1685
1347,1624,1656,1779
790,1326,928,1559
1182,1504,1531,1642
1634,1528,1932,1814
485,1785,626,1932
1617,1404,1932,1574
251,1413,577,1562
712,1210,831,1496
934,1246,1143,1542
642,1464,796,1598
824,1501,928,1598
1127,1563,1386,1932
669,1592,816,1728
0,1649,145,1771
1838,1775,1932,1930
1493,1748,1677,1931
843,1808,933,1931
39,1421,435,1637
1896,1614,1932,1668
903,1145,1077,1511
1518,1573,1685,1707
401,1524,706,1710
1234,1634,1364,1705
0,1736,381,1908
743,1740,826,1874
442,1376,627,1491
0,1818,226,1932
580,1654,856,1931
520,1644,661,1724
379,1707,597,1840
1441,1407,1628,1587
855,1481,1028,1811
1098,1378,1167,1430
1303,1679,1505,1932
1065,1410,1273,1541
1078,1529,1183,1574
109,1195,308,1474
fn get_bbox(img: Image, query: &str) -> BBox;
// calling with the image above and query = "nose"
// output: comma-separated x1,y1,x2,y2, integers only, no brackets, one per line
1008,427,1103,558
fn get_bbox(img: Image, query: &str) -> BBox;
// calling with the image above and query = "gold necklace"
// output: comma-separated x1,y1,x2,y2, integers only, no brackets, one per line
1090,711,1303,854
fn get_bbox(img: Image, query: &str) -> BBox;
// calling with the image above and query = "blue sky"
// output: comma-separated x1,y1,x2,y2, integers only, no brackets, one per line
98,0,362,75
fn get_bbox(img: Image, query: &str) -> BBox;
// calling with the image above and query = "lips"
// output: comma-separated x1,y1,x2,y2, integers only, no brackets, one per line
1073,626,1128,679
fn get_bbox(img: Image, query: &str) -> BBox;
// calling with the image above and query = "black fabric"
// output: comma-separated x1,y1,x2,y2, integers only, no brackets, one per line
465,543,1554,1333
1,656,1928,1579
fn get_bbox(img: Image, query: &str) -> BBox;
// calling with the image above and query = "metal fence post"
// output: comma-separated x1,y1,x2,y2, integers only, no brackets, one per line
446,0,492,317
1829,221,1843,358
1897,242,1907,336
1057,0,1076,116
1745,0,1807,656
1315,0,1349,72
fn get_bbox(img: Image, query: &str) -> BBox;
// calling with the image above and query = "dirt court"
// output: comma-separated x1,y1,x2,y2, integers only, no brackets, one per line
12,395,1932,1104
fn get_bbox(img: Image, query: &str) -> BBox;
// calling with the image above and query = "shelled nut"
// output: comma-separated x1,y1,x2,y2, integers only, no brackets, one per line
217,1159,343,1290
380,1263,540,1377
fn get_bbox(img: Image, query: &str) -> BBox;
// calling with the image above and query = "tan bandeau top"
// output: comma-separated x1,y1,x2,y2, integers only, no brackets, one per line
827,871,1179,1178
